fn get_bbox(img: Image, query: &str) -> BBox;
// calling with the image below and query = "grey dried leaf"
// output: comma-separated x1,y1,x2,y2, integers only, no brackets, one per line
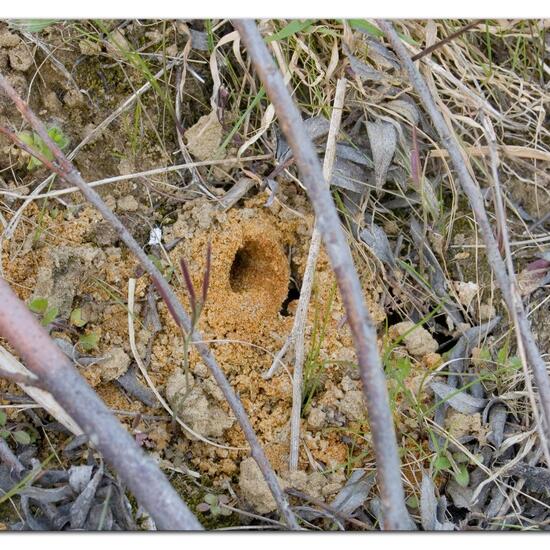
420,473,438,530
360,224,396,268
386,99,420,126
69,464,94,493
335,143,373,168
508,463,550,494
344,44,384,82
88,500,113,530
219,177,255,211
485,485,507,519
362,36,400,69
70,463,104,529
483,400,508,448
21,495,52,530
276,115,330,164
21,485,73,504
430,381,488,414
420,473,455,531
330,469,375,516
116,366,159,409
366,120,397,191
446,479,475,510
446,316,501,378
331,157,367,193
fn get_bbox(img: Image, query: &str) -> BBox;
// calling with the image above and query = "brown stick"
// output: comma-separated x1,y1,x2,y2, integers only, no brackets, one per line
232,19,410,530
0,71,298,530
378,20,550,445
0,278,202,530
411,21,480,62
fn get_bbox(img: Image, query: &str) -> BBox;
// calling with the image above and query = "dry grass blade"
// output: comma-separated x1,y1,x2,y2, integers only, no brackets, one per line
233,19,410,530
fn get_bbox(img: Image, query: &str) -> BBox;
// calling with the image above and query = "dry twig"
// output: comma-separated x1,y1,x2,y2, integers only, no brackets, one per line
288,78,346,471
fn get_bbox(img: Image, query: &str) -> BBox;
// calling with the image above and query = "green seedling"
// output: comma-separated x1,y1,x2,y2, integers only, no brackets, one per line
79,332,100,352
18,126,69,170
196,493,232,518
28,297,58,327
70,307,87,328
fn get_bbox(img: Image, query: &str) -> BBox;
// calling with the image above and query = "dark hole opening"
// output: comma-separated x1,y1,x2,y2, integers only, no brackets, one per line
280,279,301,316
229,246,252,292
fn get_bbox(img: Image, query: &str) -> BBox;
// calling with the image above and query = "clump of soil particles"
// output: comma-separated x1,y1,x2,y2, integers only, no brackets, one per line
0,19,549,532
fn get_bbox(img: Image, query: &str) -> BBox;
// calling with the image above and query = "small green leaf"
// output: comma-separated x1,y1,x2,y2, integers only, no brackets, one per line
454,464,470,487
210,505,221,516
0,429,9,439
9,20,57,33
266,20,314,43
13,430,31,445
18,131,35,147
29,297,48,314
204,493,218,506
453,452,469,464
79,332,100,351
434,455,451,471
70,308,87,328
0,411,6,426
406,495,419,509
41,306,59,326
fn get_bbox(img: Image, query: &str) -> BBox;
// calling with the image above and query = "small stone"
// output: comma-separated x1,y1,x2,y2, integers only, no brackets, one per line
99,347,130,382
193,362,209,378
79,38,101,56
239,457,278,514
63,89,84,108
0,30,21,48
9,44,33,71
117,195,139,212
43,91,62,113
340,375,357,393
452,281,479,308
307,407,326,431
321,482,342,498
202,377,224,402
306,472,326,499
338,390,366,421
166,371,233,438
185,111,223,162
287,470,308,492
390,321,438,357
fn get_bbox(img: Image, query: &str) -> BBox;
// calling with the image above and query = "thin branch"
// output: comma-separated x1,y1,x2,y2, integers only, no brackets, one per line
0,278,202,530
0,71,298,530
233,19,410,530
378,19,550,447
411,21,480,62
288,78,347,471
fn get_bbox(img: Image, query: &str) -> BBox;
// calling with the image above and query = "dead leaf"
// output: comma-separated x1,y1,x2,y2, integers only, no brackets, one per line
366,120,396,191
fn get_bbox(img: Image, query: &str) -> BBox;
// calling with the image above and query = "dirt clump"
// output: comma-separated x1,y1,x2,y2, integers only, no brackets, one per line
389,321,439,358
